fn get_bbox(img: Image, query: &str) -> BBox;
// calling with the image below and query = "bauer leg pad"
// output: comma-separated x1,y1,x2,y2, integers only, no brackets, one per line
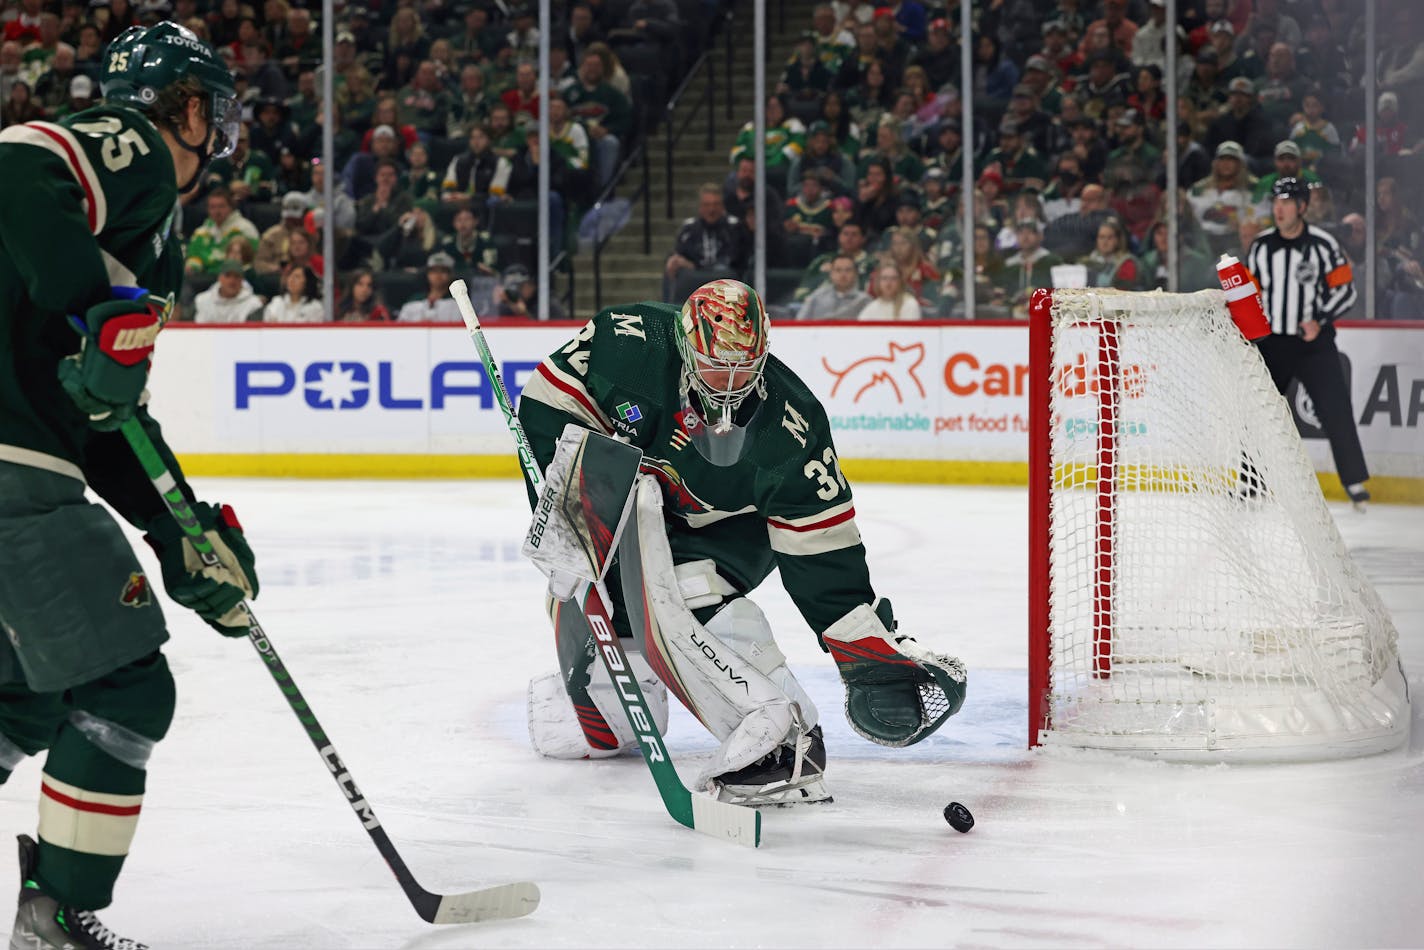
527,653,668,760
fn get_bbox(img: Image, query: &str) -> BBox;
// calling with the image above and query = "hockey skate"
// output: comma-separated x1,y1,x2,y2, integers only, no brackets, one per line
710,725,831,807
1346,483,1370,512
10,836,147,950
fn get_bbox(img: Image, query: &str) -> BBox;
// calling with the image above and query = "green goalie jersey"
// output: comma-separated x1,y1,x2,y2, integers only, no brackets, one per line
0,105,187,520
518,302,883,641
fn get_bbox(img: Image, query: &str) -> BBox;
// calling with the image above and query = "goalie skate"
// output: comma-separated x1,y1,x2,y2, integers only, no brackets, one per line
710,725,831,807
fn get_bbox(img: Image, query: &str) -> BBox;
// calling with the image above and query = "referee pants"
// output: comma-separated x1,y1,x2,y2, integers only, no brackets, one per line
1256,331,1370,488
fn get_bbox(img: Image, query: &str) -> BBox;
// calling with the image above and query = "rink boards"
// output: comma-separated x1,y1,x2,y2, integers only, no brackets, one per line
146,320,1424,504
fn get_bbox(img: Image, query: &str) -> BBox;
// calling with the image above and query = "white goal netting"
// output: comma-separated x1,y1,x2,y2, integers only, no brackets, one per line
1039,289,1409,760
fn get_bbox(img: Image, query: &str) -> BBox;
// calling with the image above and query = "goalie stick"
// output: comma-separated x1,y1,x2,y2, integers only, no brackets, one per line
449,279,762,848
117,417,541,925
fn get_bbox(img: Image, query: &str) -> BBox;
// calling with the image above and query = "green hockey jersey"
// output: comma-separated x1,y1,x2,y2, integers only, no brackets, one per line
0,105,186,519
518,302,883,642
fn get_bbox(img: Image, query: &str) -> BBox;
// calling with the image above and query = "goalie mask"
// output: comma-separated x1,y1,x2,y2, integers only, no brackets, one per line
676,279,769,467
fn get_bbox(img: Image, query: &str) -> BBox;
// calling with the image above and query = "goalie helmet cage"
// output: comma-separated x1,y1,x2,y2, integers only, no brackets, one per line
1026,288,1409,761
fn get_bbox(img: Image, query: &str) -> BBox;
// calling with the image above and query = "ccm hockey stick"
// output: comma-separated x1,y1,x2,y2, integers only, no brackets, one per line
449,279,761,848
118,417,541,924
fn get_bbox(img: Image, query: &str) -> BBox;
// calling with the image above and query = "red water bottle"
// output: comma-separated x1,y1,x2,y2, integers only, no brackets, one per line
1216,253,1272,340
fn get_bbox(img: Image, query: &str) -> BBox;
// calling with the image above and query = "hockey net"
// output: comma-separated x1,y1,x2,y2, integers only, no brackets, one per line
1027,289,1409,760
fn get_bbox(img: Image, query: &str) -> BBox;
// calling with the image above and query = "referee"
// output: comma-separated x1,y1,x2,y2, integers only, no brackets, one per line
1245,177,1370,507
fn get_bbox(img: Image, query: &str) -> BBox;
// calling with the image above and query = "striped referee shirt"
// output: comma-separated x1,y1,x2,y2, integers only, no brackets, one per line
1245,224,1358,335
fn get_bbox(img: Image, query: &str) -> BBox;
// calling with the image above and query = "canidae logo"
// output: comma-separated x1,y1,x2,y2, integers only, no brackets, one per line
1053,353,1149,400
234,360,539,410
822,342,927,403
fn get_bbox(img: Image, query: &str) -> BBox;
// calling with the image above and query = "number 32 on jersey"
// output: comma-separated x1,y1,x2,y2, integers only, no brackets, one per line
805,447,847,501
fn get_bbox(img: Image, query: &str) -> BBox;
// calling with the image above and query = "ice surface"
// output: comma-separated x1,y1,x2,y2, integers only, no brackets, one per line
0,481,1419,948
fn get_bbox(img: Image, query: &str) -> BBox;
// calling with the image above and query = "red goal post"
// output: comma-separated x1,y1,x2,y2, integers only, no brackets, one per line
1026,288,1409,761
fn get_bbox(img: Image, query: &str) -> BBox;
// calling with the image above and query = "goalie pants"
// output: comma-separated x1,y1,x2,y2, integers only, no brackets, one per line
0,462,176,910
1256,331,1369,488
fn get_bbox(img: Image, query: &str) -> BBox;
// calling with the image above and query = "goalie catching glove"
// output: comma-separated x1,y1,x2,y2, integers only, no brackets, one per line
145,502,258,636
823,599,966,747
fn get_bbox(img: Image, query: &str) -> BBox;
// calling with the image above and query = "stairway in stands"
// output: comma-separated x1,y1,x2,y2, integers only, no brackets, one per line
570,0,814,317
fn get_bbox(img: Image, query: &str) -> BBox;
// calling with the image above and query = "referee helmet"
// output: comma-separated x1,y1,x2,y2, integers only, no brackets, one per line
1271,176,1310,207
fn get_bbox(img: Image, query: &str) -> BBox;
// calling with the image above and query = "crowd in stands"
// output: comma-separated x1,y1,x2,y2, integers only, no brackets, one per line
1,0,724,321
663,0,1424,319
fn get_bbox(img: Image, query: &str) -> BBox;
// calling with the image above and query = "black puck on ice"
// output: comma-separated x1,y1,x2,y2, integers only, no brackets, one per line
943,801,974,833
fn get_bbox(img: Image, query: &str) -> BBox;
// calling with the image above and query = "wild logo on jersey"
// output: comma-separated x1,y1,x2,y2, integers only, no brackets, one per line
639,457,712,517
119,572,151,608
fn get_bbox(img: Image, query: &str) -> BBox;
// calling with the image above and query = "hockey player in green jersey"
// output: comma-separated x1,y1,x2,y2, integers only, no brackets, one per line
0,22,256,949
518,278,965,806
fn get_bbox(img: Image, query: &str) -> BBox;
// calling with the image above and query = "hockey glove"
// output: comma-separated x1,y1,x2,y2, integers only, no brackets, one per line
145,502,258,637
823,599,966,747
58,290,165,431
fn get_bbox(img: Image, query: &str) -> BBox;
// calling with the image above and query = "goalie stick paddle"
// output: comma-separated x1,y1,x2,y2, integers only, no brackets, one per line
117,418,541,925
449,279,761,848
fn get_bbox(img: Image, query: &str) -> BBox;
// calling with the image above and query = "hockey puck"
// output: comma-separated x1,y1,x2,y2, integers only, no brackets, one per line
943,802,974,833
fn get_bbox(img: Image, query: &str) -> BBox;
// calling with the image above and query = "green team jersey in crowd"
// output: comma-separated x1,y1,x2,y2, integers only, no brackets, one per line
518,302,883,640
0,105,186,508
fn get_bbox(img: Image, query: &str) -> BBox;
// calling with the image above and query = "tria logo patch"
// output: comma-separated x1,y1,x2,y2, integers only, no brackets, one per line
119,572,151,608
616,401,642,423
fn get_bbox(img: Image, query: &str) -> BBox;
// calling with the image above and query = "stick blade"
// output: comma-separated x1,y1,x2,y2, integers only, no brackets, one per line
691,794,762,848
430,881,541,924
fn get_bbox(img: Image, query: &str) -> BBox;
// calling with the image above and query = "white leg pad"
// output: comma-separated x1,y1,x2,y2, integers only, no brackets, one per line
527,652,668,760
630,477,809,785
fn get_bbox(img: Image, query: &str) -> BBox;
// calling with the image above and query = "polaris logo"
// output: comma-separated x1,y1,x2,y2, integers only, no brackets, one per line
234,360,538,410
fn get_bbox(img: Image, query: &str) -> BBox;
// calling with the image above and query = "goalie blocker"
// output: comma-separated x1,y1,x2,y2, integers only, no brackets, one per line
524,426,967,805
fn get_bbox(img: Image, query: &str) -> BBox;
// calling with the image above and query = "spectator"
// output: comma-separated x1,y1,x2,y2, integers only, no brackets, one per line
854,157,898,240
285,67,318,127
732,95,805,177
886,227,939,309
1038,19,1081,82
275,6,317,78
1254,43,1306,141
200,122,275,204
249,96,297,165
378,205,439,272
399,59,453,137
285,226,323,279
360,97,419,154
836,22,884,92
54,72,93,118
1242,0,1301,51
924,119,965,193
1352,92,1421,158
545,94,593,200
384,7,431,88
186,187,259,275
869,7,909,80
565,2,605,66
889,192,935,252
1130,0,1180,74
1,79,42,125
296,160,356,234
344,124,406,201
1206,20,1249,84
859,115,923,184
585,41,633,99
505,5,539,61
72,23,102,76
972,32,1018,106
355,159,415,242
789,119,855,196
783,169,835,257
782,32,835,98
263,264,324,323
910,17,955,92
398,252,463,322
1127,65,1167,132
1104,109,1163,241
447,63,495,139
1188,140,1258,256
1083,216,1141,289
31,42,76,115
193,260,262,323
1066,114,1108,183
335,269,392,322
800,253,870,319
1170,119,1212,195
452,5,508,65
1045,182,1113,262
1251,140,1322,207
984,119,1049,196
892,0,927,46
999,219,1063,310
796,218,874,300
334,61,377,134
921,167,952,232
1079,0,1137,58
1043,153,1087,221
859,262,921,320
846,56,893,134
809,3,853,70
1375,177,1421,259
439,206,500,275
241,39,289,102
975,167,1009,235
1005,82,1055,157
1140,218,1216,292
1183,45,1228,121
820,88,861,156
254,192,310,275
1074,51,1131,120
940,222,1007,317
564,50,629,175
664,184,746,301
442,124,508,206
500,59,541,129
722,156,785,224
404,140,442,204
1207,77,1273,164
1290,90,1342,170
